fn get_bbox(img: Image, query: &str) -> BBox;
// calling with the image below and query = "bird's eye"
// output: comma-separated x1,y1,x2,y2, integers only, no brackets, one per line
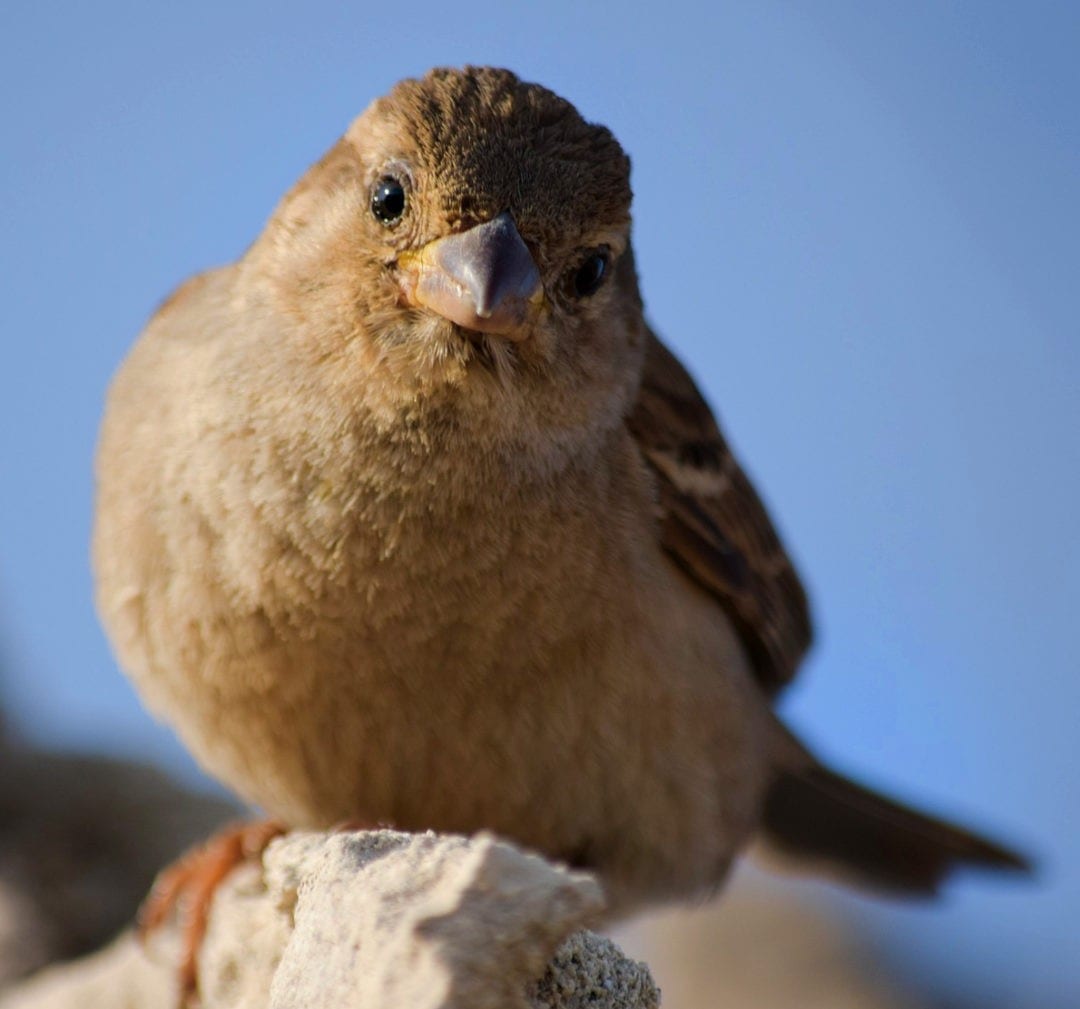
371,177,407,225
569,248,610,299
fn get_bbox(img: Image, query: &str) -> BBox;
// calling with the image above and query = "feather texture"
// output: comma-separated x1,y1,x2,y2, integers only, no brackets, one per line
628,330,812,695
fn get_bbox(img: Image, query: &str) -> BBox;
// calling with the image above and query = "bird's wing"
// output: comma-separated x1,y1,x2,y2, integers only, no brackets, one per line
627,329,812,695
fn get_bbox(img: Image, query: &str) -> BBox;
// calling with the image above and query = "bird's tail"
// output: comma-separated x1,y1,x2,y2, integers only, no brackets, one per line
760,735,1030,895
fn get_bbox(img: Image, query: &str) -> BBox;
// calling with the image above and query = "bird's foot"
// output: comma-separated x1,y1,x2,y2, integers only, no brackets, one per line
138,818,286,1005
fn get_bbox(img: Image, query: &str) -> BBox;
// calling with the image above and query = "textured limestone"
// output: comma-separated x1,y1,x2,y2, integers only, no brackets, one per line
1,830,660,1009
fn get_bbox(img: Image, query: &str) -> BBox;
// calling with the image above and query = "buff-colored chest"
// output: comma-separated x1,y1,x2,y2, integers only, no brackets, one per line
94,292,770,909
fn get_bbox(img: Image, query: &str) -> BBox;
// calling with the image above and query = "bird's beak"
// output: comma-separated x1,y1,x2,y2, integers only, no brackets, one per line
396,212,544,340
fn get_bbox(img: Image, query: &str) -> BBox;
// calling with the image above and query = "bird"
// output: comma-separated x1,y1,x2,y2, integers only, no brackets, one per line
93,65,1025,992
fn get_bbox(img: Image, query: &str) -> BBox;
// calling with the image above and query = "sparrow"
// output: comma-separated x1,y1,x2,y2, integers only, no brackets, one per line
93,66,1025,941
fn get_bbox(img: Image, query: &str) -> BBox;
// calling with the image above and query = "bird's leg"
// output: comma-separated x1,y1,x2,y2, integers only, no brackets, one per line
138,818,286,1004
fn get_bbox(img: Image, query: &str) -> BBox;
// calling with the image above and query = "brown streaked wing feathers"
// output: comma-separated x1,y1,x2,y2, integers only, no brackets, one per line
627,330,812,695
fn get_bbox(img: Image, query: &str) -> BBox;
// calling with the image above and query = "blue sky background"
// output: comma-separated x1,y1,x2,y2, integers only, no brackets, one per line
1,2,1076,1004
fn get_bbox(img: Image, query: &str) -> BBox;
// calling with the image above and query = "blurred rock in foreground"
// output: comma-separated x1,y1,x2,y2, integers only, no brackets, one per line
612,865,921,1009
0,740,234,984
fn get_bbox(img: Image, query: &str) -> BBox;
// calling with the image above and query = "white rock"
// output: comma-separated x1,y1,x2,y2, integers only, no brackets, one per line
1,830,660,1009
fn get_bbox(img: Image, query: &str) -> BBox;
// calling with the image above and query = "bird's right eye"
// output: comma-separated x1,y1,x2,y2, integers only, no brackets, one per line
371,177,407,226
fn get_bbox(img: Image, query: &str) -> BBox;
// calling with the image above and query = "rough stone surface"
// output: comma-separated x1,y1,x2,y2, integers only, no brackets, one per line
1,830,660,1009
0,736,934,1008
530,931,663,1009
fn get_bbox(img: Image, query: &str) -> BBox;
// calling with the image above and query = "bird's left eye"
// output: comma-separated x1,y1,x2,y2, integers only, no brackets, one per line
371,177,407,226
568,248,610,299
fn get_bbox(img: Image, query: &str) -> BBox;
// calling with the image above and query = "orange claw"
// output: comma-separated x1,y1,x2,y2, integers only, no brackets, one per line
138,819,286,1004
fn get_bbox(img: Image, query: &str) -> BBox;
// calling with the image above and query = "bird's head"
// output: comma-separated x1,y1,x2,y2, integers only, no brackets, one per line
246,67,646,457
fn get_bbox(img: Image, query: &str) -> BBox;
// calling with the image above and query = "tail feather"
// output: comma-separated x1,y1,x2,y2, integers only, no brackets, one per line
761,760,1030,895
